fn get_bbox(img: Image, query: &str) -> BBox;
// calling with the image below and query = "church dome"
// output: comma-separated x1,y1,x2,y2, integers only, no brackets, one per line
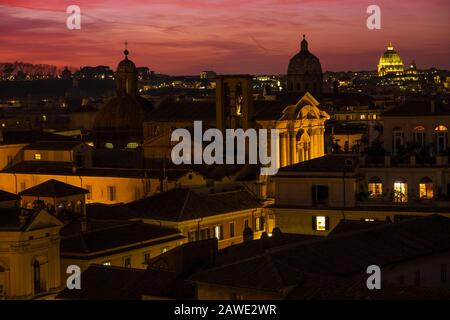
287,35,323,95
93,95,145,130
288,35,322,75
378,42,404,76
117,50,137,74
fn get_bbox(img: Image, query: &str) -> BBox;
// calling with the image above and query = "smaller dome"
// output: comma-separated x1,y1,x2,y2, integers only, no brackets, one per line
288,35,322,75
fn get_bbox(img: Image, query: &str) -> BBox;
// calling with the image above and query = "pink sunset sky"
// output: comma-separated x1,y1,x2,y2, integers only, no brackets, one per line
0,0,449,75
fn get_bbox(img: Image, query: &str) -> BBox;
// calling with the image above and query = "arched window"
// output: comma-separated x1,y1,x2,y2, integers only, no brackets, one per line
419,177,433,199
392,127,404,154
393,178,408,203
413,126,426,148
368,177,383,198
33,260,43,294
434,125,448,154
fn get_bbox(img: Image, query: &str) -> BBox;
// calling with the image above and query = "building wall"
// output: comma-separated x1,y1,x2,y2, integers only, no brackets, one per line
60,236,185,284
275,177,357,208
0,173,165,204
0,226,61,299
383,114,450,154
360,167,450,201
274,207,450,236
0,144,25,170
139,208,273,250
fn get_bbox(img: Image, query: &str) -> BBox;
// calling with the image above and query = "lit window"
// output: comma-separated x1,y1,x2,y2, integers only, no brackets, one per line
102,261,111,266
255,217,265,232
313,216,328,231
419,177,433,200
214,225,223,240
126,142,139,149
434,125,448,153
34,153,41,160
162,247,168,253
393,179,408,203
368,177,383,198
105,142,114,149
360,114,366,120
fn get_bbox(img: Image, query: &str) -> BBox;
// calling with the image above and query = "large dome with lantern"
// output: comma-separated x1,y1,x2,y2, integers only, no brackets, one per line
377,42,404,76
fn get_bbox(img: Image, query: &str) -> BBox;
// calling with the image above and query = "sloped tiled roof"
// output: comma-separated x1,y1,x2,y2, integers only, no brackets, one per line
189,215,450,293
23,140,84,150
382,100,450,117
61,219,183,255
276,154,359,174
123,188,261,222
0,189,20,202
19,179,88,197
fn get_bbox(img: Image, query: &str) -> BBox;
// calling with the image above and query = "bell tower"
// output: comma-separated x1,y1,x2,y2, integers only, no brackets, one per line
115,41,138,97
216,75,254,132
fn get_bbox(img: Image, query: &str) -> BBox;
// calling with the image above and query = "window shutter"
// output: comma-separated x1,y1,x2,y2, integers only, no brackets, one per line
325,216,330,231
312,216,317,230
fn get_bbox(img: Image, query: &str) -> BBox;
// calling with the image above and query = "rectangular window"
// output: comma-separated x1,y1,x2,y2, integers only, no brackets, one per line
441,263,447,283
229,222,235,238
200,228,211,240
255,217,265,232
312,216,329,231
419,183,433,199
162,247,168,253
34,153,41,160
143,252,151,265
312,185,329,206
188,231,198,242
107,186,116,201
368,183,383,198
85,185,92,200
393,182,408,203
123,256,131,268
244,219,249,229
102,261,111,266
414,270,421,286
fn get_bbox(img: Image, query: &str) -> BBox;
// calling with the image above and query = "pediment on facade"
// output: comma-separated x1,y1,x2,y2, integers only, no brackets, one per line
26,210,63,232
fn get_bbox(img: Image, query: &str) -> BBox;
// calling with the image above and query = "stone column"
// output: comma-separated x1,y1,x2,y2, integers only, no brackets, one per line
290,132,297,164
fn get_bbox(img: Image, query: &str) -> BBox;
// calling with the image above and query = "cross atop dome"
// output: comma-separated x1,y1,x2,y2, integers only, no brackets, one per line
124,40,129,58
301,34,308,51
